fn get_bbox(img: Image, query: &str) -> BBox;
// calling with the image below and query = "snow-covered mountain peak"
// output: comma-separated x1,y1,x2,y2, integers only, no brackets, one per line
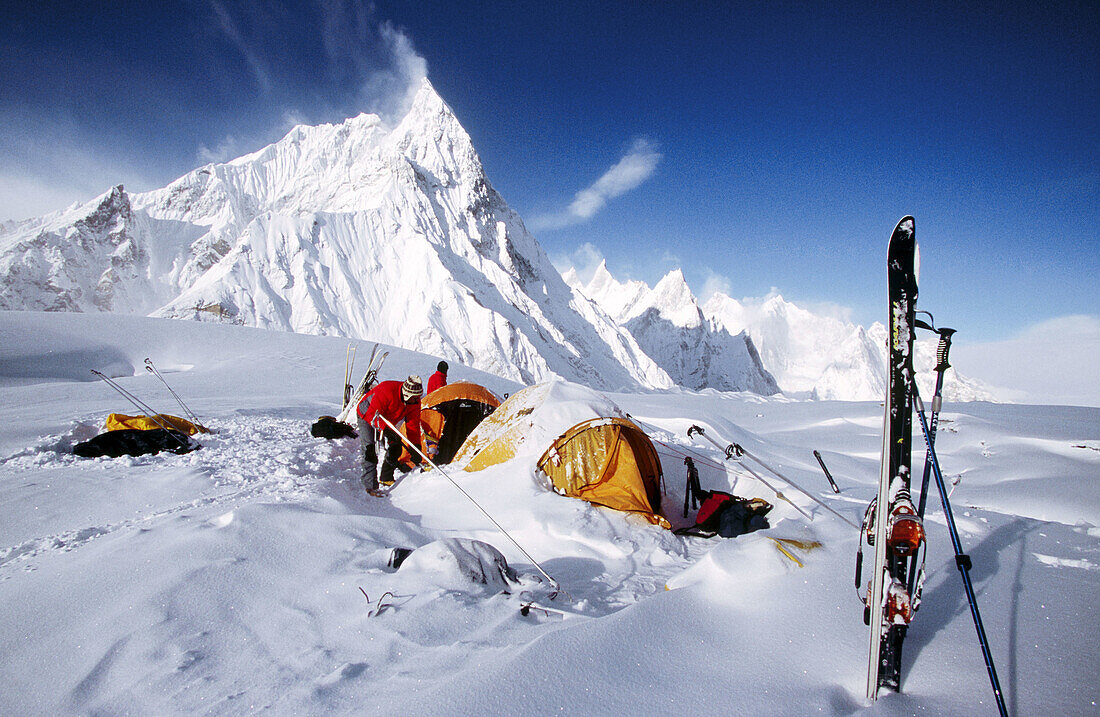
585,260,616,295
651,269,703,329
389,78,482,183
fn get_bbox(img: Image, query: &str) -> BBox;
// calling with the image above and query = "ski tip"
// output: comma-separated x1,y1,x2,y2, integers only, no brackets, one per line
893,216,915,238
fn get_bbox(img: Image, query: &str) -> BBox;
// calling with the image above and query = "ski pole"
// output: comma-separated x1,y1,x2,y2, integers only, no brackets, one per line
914,389,1008,717
913,317,955,521
90,370,193,450
687,425,813,521
144,359,207,431
375,414,566,600
908,319,954,597
813,450,841,493
690,425,858,528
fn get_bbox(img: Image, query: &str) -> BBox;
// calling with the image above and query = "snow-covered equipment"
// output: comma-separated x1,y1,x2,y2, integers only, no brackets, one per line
144,358,208,432
452,382,669,529
397,381,501,469
393,539,520,595
865,216,919,699
375,412,564,597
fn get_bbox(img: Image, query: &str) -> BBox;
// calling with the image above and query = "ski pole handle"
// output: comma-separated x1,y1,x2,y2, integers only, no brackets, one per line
934,328,956,372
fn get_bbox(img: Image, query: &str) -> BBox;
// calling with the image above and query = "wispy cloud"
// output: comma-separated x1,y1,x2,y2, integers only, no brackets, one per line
551,242,606,285
316,2,427,124
210,0,275,92
953,315,1100,406
196,2,428,165
531,138,662,231
354,22,429,124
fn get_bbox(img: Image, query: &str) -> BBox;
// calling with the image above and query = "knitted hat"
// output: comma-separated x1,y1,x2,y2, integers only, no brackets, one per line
437,360,448,373
401,375,423,402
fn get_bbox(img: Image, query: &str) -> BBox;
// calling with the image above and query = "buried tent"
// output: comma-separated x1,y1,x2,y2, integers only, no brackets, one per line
451,381,669,528
398,381,501,468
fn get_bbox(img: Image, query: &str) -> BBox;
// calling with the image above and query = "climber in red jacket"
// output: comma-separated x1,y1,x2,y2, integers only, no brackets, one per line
356,375,423,492
426,360,448,395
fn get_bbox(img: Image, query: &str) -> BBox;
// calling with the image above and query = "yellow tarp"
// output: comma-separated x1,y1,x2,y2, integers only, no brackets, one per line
105,413,202,435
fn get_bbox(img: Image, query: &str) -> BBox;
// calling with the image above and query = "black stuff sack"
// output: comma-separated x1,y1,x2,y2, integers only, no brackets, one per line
311,415,358,440
74,429,198,458
716,497,772,538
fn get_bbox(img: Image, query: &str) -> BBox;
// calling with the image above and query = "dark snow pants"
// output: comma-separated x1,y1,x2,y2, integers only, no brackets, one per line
357,418,402,491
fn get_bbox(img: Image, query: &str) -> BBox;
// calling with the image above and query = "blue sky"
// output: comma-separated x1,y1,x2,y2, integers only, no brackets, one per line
2,1,1096,352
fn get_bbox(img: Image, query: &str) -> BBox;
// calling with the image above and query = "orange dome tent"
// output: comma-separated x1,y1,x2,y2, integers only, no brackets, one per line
397,381,501,469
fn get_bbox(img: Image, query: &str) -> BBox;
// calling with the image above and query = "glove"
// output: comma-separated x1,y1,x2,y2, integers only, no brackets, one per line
410,453,423,467
364,443,377,464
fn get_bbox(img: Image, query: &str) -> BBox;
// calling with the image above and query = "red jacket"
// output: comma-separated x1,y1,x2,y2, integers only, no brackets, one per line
427,370,447,395
357,380,421,445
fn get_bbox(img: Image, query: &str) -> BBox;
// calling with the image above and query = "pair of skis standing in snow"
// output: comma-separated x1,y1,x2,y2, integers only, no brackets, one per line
860,217,1007,714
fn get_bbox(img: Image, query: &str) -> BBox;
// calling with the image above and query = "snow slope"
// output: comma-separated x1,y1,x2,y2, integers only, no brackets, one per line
1,311,1095,715
0,80,669,393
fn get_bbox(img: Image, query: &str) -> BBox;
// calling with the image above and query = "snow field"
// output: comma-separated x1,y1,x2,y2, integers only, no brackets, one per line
0,311,1097,715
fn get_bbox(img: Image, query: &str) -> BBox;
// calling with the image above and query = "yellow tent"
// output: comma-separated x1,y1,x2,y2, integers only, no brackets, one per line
105,413,203,435
452,382,669,528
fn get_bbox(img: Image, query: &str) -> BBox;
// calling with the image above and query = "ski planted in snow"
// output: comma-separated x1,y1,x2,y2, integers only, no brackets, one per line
863,216,924,699
337,345,389,424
